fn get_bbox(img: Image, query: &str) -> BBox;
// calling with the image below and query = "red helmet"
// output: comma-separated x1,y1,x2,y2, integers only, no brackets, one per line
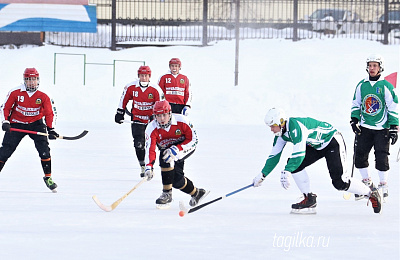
137,65,151,77
169,58,181,67
153,100,171,115
23,68,39,78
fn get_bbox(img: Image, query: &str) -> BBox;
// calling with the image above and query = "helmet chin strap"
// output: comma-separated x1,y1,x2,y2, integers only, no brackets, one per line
139,82,149,87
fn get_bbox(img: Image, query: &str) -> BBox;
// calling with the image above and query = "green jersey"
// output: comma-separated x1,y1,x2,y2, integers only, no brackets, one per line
261,117,337,176
351,77,399,129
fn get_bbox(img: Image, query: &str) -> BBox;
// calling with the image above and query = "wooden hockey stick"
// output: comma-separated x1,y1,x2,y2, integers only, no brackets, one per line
179,184,253,215
92,178,147,212
9,128,88,140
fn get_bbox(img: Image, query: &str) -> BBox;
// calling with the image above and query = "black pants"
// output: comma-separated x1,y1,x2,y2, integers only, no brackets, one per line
292,134,349,191
170,103,185,114
158,147,195,189
131,122,147,164
0,120,50,162
355,126,390,171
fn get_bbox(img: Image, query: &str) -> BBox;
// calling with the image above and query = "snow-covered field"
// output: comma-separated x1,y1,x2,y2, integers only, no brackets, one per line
0,39,398,259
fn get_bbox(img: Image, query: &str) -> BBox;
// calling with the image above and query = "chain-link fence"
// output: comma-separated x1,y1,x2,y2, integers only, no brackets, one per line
45,0,400,48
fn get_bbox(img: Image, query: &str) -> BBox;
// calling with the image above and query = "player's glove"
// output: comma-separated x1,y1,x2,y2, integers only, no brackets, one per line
182,106,190,116
144,166,154,181
253,172,266,187
114,108,125,124
280,170,291,189
389,125,398,145
350,117,361,135
47,127,59,140
2,120,10,132
162,145,179,164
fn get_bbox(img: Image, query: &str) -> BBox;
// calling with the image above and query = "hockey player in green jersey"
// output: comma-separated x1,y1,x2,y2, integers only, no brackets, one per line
253,108,382,214
350,54,399,200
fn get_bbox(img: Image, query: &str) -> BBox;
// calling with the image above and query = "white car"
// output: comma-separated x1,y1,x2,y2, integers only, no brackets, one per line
305,8,364,34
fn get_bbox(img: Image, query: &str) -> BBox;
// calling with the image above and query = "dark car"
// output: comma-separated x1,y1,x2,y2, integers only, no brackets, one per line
369,10,400,33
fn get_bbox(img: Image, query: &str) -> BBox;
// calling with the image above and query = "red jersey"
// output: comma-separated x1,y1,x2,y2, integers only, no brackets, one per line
158,72,191,106
1,84,56,128
118,80,165,124
144,114,198,167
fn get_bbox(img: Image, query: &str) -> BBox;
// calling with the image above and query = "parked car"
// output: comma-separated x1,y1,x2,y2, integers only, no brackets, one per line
369,10,400,34
304,8,364,34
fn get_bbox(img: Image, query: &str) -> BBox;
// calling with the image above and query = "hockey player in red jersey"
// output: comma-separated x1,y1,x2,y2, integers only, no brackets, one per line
115,65,165,177
158,58,191,115
0,68,58,192
144,100,208,209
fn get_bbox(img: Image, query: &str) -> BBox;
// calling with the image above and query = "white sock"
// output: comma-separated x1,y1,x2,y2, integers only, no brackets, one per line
377,170,388,184
358,167,369,180
291,169,311,194
347,178,370,196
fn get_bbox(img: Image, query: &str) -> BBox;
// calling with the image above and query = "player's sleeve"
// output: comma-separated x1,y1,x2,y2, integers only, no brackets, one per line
0,89,16,121
351,81,363,120
175,116,198,157
184,76,192,107
43,93,57,128
144,122,158,167
117,84,132,109
261,136,286,177
384,83,399,126
152,83,165,101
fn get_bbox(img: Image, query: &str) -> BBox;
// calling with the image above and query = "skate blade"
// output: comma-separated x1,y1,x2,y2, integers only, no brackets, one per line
51,189,57,193
156,203,171,210
354,195,366,201
290,207,317,215
378,188,388,203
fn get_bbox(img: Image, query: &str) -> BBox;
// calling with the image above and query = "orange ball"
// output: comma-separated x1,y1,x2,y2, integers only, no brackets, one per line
179,210,185,217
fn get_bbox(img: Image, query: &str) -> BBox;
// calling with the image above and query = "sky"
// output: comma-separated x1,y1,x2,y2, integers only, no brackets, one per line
0,37,398,259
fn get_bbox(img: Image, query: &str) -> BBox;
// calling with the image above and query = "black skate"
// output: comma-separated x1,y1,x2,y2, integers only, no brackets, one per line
43,176,57,193
140,165,145,178
368,188,382,214
291,193,317,214
189,188,209,207
355,178,375,201
156,190,172,209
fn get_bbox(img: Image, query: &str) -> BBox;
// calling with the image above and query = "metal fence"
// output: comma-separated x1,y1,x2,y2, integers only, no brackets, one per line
44,0,400,49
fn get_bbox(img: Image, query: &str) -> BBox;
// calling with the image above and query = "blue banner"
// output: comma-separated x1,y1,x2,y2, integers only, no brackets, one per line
0,4,97,32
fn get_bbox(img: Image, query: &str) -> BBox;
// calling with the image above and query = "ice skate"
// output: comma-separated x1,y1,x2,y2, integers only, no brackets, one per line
140,165,145,178
156,190,172,209
355,178,375,201
290,193,317,214
378,183,388,202
368,188,382,214
43,176,57,193
189,188,209,207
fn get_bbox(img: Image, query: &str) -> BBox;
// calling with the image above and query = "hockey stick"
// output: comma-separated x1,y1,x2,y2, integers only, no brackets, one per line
179,184,253,215
92,178,147,212
397,147,400,162
9,128,88,140
343,135,357,200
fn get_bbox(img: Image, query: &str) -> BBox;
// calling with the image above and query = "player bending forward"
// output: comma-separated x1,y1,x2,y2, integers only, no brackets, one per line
253,108,382,214
144,100,208,209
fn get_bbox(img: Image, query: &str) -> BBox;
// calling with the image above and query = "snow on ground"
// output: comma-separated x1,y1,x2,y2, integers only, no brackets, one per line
0,38,398,259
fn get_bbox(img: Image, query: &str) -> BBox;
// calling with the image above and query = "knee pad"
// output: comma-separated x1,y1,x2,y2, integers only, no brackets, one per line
332,178,349,191
375,150,389,171
173,175,186,189
134,139,145,149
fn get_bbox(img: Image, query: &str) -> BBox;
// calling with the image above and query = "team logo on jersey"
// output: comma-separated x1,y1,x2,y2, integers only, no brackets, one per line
35,98,42,104
180,79,185,84
148,93,154,99
363,94,382,116
175,129,182,136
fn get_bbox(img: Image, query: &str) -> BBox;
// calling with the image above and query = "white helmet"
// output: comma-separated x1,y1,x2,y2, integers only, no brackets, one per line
264,108,287,136
366,54,384,73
